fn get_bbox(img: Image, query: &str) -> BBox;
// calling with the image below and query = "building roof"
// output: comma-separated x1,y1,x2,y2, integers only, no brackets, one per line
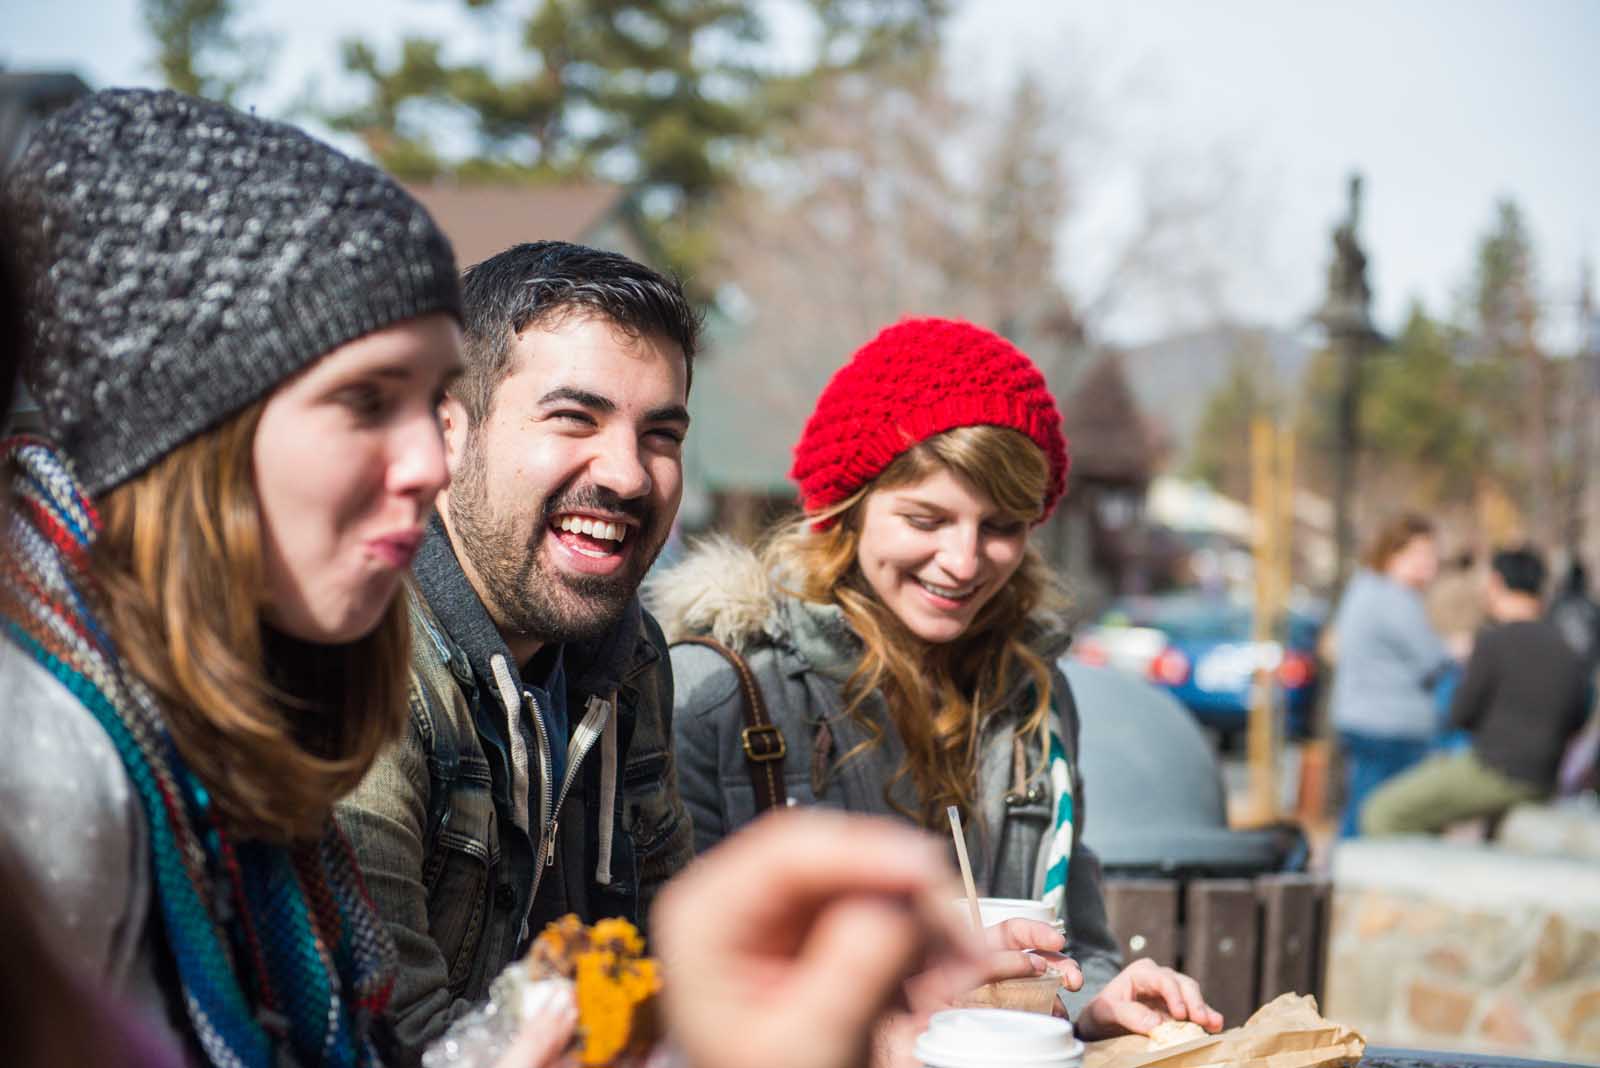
1060,352,1159,486
401,182,632,269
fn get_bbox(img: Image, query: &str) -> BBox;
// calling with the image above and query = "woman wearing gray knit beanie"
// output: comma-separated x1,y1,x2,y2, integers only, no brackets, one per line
0,88,524,1068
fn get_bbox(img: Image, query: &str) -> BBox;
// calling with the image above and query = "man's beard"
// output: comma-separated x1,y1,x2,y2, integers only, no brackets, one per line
447,443,666,646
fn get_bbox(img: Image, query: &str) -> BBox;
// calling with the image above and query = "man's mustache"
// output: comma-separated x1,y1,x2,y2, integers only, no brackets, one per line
541,485,651,526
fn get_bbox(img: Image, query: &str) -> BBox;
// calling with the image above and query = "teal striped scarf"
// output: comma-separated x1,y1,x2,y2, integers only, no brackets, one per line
1038,696,1076,916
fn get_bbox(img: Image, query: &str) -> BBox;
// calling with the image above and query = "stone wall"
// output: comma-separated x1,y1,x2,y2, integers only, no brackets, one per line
1323,837,1600,1064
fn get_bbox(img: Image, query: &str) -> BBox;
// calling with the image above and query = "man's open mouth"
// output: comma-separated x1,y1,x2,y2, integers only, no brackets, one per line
550,512,632,559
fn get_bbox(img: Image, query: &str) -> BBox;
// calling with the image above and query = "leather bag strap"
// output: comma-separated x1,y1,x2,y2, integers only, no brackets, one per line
675,636,789,812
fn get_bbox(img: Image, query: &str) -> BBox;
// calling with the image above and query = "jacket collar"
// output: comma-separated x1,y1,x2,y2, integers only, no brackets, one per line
412,514,658,698
649,537,1072,684
776,585,1074,697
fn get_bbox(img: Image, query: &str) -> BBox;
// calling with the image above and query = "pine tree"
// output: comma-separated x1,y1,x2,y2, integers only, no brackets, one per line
328,0,947,274
142,0,273,105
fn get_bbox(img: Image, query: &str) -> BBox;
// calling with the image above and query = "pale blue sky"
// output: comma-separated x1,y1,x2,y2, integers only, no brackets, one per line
8,0,1598,345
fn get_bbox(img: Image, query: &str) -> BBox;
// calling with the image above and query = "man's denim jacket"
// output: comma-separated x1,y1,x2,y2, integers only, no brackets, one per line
336,525,693,1065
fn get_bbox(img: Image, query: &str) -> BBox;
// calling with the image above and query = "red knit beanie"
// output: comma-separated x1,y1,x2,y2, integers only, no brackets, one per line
790,318,1069,524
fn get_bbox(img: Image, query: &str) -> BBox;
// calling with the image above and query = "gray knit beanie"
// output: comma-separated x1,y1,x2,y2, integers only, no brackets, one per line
8,87,461,495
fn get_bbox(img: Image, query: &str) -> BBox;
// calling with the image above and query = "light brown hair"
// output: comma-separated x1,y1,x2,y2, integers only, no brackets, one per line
1362,512,1435,573
763,425,1064,828
89,402,411,842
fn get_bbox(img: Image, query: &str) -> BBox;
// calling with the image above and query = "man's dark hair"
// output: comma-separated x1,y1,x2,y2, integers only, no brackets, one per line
454,241,701,426
1491,546,1546,597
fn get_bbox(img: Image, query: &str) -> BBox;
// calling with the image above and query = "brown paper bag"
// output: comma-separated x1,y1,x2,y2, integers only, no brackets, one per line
1082,993,1365,1068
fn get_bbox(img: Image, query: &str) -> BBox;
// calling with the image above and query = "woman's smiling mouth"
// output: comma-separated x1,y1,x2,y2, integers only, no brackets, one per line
914,576,979,605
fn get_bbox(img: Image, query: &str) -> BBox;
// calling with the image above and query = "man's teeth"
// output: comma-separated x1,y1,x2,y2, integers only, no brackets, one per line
917,578,974,600
555,515,626,542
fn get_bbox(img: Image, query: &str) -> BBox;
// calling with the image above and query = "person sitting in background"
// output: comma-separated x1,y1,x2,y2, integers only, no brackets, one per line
1547,561,1600,679
1362,546,1590,836
1328,514,1455,837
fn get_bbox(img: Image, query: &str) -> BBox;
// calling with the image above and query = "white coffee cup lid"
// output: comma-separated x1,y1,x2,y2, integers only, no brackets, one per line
914,1008,1083,1068
951,897,1056,927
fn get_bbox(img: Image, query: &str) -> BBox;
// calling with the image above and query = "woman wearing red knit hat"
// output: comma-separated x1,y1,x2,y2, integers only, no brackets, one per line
650,318,1220,1049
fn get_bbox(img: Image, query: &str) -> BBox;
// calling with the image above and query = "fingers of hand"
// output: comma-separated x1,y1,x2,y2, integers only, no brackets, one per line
981,948,1050,983
1172,971,1222,1031
985,917,1066,953
1116,998,1165,1036
654,810,953,960
1120,958,1187,1021
1032,951,1083,989
495,1002,578,1068
908,882,987,974
1151,968,1190,1020
793,896,929,1037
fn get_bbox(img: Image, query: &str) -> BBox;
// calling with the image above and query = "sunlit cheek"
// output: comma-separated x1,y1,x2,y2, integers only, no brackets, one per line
989,540,1027,578
650,459,684,509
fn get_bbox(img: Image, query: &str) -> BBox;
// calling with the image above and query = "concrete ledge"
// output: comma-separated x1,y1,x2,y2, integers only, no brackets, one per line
1324,838,1600,1064
1498,797,1600,863
1332,837,1600,918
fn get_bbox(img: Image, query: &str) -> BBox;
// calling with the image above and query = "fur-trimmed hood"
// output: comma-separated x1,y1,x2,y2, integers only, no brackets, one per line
646,535,786,650
645,535,1073,666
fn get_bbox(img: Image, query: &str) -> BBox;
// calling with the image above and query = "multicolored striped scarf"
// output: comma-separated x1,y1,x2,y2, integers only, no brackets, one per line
0,438,395,1068
1037,696,1075,917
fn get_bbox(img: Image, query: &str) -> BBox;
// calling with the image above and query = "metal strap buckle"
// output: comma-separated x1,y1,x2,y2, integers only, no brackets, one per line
741,724,787,762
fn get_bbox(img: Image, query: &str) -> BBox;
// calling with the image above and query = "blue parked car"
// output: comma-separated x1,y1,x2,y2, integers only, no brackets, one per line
1072,592,1325,741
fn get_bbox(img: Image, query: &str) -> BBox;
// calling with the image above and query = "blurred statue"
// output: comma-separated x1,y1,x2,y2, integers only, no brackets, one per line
1320,175,1373,334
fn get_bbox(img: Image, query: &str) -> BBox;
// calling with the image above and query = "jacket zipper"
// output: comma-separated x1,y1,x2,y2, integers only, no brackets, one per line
522,690,610,934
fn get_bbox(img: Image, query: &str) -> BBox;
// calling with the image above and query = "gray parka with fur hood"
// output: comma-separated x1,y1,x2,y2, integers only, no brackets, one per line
648,538,1123,1014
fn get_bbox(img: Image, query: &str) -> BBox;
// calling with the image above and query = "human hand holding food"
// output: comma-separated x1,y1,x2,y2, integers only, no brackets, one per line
493,1003,578,1068
652,809,986,1068
1074,958,1224,1040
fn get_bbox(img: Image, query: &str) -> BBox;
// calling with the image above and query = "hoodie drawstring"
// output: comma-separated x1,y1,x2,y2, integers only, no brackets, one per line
489,653,533,835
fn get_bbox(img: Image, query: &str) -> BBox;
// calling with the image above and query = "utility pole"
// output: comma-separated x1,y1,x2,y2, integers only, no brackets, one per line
1573,260,1597,563
1247,418,1295,823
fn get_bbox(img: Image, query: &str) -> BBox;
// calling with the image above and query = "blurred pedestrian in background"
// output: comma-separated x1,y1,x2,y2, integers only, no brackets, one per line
1426,548,1483,661
1363,546,1590,835
1547,561,1600,679
1329,514,1455,837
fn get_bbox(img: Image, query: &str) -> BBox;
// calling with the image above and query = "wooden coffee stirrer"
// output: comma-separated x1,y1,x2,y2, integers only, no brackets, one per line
946,805,983,932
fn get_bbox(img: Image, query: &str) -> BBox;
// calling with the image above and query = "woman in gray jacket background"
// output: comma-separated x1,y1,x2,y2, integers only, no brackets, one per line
651,318,1221,1045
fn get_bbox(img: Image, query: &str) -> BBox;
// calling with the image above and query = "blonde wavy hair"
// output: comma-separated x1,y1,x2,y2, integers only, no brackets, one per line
763,425,1065,828
89,401,412,843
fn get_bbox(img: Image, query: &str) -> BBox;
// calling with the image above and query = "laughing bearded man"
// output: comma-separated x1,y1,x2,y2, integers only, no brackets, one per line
337,242,699,1064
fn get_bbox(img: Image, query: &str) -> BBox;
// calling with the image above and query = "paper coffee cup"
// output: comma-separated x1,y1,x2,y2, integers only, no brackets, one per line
914,1008,1083,1068
952,897,1056,928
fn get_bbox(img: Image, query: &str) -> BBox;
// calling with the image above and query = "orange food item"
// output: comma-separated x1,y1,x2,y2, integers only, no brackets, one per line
526,914,661,1066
